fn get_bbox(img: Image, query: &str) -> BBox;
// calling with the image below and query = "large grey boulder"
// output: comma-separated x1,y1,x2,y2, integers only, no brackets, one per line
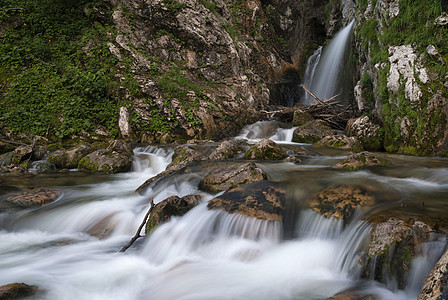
243,139,288,160
78,149,132,174
208,140,242,160
199,162,267,194
166,145,202,171
346,116,383,151
292,120,336,143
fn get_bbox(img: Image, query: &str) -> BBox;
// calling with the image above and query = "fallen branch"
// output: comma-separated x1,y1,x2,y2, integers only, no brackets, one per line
119,198,156,253
303,87,324,105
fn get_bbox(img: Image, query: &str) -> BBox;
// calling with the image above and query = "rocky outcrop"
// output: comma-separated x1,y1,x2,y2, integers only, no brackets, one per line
0,283,37,299
316,135,363,151
199,162,267,194
146,194,201,233
310,184,375,222
292,120,336,143
47,145,93,169
77,149,133,174
243,139,288,160
346,116,382,151
419,247,448,300
208,181,285,221
6,188,61,207
332,151,390,171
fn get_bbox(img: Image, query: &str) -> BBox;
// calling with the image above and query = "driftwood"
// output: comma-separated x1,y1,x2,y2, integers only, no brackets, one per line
119,198,156,253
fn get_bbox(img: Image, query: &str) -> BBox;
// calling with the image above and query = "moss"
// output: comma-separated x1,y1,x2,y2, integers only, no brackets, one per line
78,156,99,173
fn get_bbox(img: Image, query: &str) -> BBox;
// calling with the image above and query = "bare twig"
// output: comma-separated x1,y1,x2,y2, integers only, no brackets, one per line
303,87,324,105
119,198,156,253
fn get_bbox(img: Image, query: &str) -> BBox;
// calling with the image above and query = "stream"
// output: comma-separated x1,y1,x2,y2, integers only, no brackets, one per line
1,123,448,300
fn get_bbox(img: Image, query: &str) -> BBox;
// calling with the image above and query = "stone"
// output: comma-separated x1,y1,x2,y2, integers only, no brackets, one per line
118,106,132,138
107,140,133,156
292,120,336,143
166,145,202,171
29,161,56,174
146,194,201,233
11,145,33,165
316,135,364,151
435,12,448,26
208,181,286,221
86,214,117,239
199,162,267,194
332,151,391,171
6,188,61,207
47,145,93,169
78,149,133,174
310,184,375,222
0,141,15,154
208,140,242,160
419,247,448,300
243,139,288,160
135,169,177,195
0,283,37,299
330,289,379,300
346,116,383,151
292,109,314,126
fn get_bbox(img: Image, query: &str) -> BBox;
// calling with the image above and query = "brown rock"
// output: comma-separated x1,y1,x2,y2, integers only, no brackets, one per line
208,181,285,221
208,140,242,160
332,152,391,171
166,145,202,171
316,135,364,151
292,120,337,143
243,139,288,160
419,247,448,300
292,109,314,126
6,188,61,207
0,283,37,299
199,162,267,194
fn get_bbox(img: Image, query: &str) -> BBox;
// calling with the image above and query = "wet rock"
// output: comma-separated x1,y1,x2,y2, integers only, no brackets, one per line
0,152,13,167
11,145,33,165
292,109,314,126
330,289,379,300
146,194,201,233
78,149,132,174
332,151,391,171
30,161,56,174
346,116,383,151
208,181,286,221
292,120,336,143
166,145,202,171
208,140,242,160
0,283,37,299
316,135,364,151
0,141,15,154
47,145,93,169
86,214,117,239
243,139,288,160
6,188,61,207
419,247,448,300
199,162,267,194
283,155,302,164
310,184,375,222
107,139,133,156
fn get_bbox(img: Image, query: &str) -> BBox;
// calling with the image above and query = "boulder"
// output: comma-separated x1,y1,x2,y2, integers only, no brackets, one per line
292,119,336,143
107,139,134,156
243,139,288,160
199,162,267,194
146,194,201,233
166,145,202,171
86,214,117,239
47,145,93,169
283,155,302,164
6,188,61,207
0,152,13,167
78,149,132,174
208,181,286,221
292,109,314,126
330,289,379,300
419,247,448,300
0,141,15,154
11,145,33,165
29,161,56,174
332,151,391,171
346,116,383,151
0,283,37,299
310,184,375,222
208,140,242,160
316,135,364,151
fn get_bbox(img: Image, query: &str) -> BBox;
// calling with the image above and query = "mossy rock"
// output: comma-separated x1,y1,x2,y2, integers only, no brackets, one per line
332,151,391,171
243,139,288,160
48,145,93,169
0,141,15,154
78,149,132,174
166,145,202,171
292,119,336,143
292,109,314,126
208,140,243,160
316,135,364,151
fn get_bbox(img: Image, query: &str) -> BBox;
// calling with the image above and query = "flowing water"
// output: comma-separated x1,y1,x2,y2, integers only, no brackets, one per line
1,126,447,300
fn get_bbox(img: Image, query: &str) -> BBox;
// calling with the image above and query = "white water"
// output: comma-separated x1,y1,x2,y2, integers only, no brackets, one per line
302,46,322,105
302,20,354,105
0,143,446,300
236,121,298,144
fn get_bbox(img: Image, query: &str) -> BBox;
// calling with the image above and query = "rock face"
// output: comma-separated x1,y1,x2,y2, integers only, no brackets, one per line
199,162,267,194
0,283,37,299
6,188,61,207
146,194,201,232
208,181,285,221
419,247,448,300
346,116,382,151
292,120,336,143
77,149,133,174
310,184,375,222
316,135,363,151
332,151,391,171
243,139,288,160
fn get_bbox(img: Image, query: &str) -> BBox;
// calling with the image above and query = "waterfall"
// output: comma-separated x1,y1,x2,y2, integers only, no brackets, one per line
236,121,298,144
301,46,322,105
302,20,354,105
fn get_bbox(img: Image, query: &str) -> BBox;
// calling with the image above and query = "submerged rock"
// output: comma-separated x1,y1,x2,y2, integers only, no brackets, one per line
316,135,363,151
292,119,336,143
310,184,375,222
199,162,267,194
208,181,285,221
332,151,391,171
6,188,61,207
0,283,37,299
419,247,448,300
243,139,288,160
146,194,201,233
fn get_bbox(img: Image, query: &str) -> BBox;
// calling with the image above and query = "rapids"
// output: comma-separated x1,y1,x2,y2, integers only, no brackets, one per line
1,130,447,300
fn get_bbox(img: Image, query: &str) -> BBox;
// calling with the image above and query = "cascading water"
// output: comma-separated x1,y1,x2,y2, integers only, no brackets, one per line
301,20,354,105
